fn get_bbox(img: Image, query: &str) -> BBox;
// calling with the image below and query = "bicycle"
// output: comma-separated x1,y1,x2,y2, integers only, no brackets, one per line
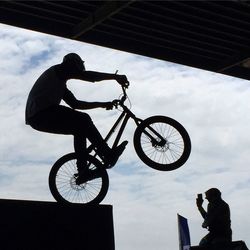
49,84,191,205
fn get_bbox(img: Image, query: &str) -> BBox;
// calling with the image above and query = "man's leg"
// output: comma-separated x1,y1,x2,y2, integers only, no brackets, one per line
199,233,212,247
28,106,90,171
70,109,128,167
74,134,87,172
29,105,126,169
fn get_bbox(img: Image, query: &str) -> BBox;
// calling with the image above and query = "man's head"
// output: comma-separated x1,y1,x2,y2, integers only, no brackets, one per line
205,188,221,202
62,53,85,73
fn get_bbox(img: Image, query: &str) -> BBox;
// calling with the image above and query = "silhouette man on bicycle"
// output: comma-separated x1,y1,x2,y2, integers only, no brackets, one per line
25,53,129,183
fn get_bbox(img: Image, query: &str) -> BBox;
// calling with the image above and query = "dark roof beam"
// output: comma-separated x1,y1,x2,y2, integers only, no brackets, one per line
220,65,250,81
49,1,98,9
71,0,134,39
142,2,250,40
126,4,250,46
117,11,249,52
94,23,228,60
0,6,74,26
107,17,235,57
173,1,250,31
38,1,92,18
0,1,79,25
206,1,250,21
217,53,250,73
84,28,221,72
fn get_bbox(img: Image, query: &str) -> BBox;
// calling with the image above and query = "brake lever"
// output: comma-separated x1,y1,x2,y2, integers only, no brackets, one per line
112,99,120,109
125,81,130,88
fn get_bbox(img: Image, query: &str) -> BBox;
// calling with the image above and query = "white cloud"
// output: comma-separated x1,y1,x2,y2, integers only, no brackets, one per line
0,23,249,250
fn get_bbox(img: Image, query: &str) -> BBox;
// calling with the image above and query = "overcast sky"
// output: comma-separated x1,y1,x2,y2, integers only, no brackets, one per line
0,23,249,250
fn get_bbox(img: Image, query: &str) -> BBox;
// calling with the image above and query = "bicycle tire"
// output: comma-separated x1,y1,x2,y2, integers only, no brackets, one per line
133,116,191,171
49,153,109,205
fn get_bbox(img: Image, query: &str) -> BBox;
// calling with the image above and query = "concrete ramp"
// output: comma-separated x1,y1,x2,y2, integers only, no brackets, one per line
0,199,115,250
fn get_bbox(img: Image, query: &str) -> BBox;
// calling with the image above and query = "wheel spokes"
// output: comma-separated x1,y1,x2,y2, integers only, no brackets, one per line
55,160,103,204
141,122,185,165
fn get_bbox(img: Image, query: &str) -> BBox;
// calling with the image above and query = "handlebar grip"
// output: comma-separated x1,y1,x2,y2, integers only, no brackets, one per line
112,99,120,108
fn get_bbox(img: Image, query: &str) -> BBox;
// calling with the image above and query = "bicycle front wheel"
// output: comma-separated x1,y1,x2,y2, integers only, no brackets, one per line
133,116,191,171
49,153,109,205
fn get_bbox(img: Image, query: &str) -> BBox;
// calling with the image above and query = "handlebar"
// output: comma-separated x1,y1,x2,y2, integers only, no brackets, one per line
121,85,128,103
112,69,129,109
112,84,129,109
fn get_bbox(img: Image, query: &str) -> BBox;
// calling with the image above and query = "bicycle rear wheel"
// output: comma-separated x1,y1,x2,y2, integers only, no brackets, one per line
49,153,109,205
133,116,191,171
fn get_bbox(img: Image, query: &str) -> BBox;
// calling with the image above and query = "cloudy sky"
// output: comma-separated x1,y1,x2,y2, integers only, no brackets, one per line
0,23,249,250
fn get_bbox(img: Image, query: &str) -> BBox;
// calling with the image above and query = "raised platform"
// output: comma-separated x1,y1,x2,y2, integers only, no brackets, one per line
0,199,115,250
191,241,249,250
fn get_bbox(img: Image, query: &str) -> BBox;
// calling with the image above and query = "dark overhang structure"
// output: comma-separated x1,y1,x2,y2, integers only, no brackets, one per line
1,1,250,81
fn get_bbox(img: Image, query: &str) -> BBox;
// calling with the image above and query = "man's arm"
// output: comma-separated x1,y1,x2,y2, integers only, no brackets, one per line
196,199,209,228
197,205,207,219
76,71,129,87
63,88,113,110
73,101,113,110
196,197,207,219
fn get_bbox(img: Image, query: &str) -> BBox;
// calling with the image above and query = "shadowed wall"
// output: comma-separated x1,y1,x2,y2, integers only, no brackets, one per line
0,199,115,250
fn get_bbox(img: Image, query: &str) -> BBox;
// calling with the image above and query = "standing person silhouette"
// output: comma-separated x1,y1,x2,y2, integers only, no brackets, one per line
25,53,129,183
196,188,232,247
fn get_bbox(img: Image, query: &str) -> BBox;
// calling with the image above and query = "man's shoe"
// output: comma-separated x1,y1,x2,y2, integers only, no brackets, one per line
105,141,128,169
75,169,101,185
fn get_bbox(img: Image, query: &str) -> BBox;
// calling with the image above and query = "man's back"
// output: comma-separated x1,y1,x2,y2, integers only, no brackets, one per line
206,197,232,241
25,65,66,123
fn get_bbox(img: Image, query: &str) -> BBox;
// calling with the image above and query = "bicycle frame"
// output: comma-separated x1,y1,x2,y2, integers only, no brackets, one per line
49,85,191,204
87,86,166,158
104,104,142,148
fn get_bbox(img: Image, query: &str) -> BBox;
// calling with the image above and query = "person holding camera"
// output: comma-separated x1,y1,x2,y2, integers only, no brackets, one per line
196,188,232,247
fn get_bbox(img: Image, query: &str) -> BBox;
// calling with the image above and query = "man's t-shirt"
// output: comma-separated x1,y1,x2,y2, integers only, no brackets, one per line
25,65,73,124
206,199,232,237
